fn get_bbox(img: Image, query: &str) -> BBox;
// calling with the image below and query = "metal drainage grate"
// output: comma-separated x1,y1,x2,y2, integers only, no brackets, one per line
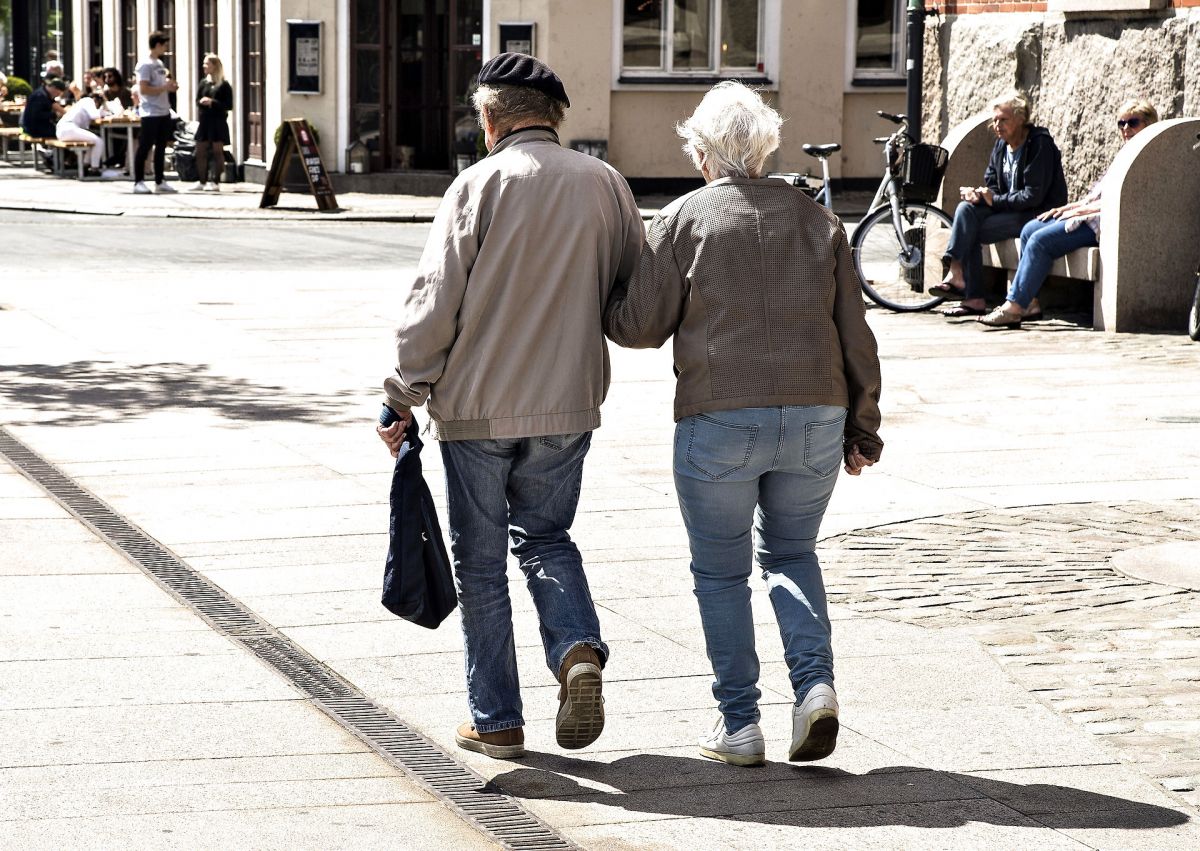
0,427,576,851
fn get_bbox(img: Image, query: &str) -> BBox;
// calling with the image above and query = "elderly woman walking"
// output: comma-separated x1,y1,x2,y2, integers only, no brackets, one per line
605,82,883,766
930,90,1068,318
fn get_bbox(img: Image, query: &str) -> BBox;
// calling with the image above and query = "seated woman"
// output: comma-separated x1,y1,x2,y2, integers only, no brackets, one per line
979,98,1159,327
931,90,1068,318
605,82,883,766
55,91,113,177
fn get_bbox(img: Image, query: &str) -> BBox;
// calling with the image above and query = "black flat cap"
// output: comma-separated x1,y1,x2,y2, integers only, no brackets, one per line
477,52,570,108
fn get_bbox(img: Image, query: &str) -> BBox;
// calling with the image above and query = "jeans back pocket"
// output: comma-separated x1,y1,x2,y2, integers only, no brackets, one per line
803,412,847,477
683,414,758,480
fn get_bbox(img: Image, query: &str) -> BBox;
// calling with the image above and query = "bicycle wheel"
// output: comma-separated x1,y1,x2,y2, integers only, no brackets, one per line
1189,270,1200,342
851,202,954,312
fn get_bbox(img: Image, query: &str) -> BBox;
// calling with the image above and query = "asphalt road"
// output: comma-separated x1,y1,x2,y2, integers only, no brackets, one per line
3,210,429,271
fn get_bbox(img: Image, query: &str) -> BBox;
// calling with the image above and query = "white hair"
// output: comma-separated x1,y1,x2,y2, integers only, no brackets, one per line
676,81,783,179
989,89,1031,125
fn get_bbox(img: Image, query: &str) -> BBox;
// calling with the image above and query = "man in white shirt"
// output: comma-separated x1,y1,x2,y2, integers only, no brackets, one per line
132,31,179,194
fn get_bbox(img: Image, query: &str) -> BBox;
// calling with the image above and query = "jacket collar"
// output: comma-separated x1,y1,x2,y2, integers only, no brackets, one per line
488,126,560,156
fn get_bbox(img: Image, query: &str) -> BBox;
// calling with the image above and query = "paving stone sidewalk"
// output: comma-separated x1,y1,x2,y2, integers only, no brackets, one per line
3,233,1200,847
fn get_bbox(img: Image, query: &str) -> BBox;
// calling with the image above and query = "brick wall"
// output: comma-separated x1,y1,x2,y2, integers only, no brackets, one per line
928,1,1200,10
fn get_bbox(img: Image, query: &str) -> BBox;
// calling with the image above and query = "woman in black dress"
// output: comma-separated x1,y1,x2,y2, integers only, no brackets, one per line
191,54,232,191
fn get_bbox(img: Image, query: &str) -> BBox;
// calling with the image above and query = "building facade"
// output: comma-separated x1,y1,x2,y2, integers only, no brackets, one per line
58,1,918,187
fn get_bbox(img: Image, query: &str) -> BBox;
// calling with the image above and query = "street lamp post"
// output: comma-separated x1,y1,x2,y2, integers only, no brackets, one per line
906,0,925,143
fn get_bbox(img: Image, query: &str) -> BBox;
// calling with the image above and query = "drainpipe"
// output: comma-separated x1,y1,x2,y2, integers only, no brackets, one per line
905,0,926,142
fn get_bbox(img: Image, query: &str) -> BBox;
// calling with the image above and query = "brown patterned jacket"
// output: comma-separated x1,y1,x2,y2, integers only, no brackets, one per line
604,177,883,461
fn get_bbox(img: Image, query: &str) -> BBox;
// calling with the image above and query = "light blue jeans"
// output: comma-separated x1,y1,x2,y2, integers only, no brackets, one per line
1008,216,1098,309
674,405,847,734
440,432,608,734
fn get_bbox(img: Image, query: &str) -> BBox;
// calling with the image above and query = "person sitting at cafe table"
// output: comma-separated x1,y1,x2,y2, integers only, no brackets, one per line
56,91,120,178
21,77,67,138
102,68,133,111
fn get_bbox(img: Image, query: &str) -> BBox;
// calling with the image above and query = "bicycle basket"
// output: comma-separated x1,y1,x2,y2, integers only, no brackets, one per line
902,143,949,202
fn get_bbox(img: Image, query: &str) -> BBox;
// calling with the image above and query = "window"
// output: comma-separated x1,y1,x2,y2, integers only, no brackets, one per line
87,1,103,69
121,0,137,81
852,0,905,84
155,0,175,75
197,0,218,57
620,0,765,79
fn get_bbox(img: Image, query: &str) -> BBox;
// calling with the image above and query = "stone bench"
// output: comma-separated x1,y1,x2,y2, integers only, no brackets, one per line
936,112,1200,332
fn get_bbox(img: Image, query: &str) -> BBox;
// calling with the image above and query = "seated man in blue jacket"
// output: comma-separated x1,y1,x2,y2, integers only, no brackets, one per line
21,77,68,170
930,90,1068,319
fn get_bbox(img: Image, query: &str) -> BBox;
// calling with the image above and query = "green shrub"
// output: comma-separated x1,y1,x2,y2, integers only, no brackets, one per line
3,75,32,100
273,121,320,148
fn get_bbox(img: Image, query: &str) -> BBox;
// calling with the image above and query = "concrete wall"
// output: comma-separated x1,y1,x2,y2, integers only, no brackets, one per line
924,7,1200,198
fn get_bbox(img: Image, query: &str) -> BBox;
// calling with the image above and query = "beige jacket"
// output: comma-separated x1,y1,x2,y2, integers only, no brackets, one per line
604,177,884,461
384,128,645,440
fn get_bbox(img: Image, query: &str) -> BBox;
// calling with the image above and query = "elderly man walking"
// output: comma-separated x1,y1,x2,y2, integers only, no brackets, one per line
377,53,644,759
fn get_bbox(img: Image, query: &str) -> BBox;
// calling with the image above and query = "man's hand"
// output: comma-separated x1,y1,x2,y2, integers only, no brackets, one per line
843,444,877,476
977,187,994,207
376,418,409,458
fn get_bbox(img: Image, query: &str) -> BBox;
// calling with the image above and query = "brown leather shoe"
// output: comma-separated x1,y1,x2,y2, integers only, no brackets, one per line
454,722,525,759
556,644,604,749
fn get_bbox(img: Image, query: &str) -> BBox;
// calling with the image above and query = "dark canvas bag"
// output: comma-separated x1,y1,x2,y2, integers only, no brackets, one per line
381,416,457,628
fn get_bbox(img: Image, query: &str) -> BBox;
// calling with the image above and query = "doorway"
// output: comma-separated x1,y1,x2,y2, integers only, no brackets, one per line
352,0,483,172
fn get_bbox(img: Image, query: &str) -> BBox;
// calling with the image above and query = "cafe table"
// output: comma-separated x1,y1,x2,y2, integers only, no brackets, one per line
94,114,140,176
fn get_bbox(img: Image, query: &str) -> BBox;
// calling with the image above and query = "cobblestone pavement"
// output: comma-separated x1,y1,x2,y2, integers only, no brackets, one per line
822,500,1200,807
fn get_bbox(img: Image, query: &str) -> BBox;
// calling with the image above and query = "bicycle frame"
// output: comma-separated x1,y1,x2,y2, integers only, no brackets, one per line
866,127,921,268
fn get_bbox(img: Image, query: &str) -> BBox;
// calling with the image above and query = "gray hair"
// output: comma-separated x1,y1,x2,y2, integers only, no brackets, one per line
677,81,782,179
989,89,1031,125
472,83,565,134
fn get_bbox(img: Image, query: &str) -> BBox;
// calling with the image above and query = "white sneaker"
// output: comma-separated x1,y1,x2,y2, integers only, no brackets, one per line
155,182,178,194
204,182,220,192
698,716,765,766
132,181,151,194
790,683,839,762
186,181,206,192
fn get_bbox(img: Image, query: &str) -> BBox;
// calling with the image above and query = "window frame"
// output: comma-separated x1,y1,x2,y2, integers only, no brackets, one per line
846,0,907,90
613,0,779,89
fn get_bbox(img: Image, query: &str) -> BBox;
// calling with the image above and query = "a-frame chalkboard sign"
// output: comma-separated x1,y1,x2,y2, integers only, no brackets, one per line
259,118,340,212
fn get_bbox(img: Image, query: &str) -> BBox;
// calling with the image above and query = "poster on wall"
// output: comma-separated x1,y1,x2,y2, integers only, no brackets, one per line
287,20,321,94
498,22,535,57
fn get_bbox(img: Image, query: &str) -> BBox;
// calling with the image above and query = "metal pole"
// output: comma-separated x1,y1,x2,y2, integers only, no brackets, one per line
906,0,925,142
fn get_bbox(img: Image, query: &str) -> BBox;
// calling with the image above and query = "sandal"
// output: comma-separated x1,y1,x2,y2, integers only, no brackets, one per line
979,306,1023,328
929,283,966,300
939,304,986,318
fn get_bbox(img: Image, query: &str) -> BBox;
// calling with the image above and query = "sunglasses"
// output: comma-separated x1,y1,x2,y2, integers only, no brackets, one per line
1117,117,1142,129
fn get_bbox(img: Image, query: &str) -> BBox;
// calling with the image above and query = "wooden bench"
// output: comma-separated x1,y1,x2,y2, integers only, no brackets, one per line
936,112,1200,332
0,126,32,165
18,134,54,172
44,138,95,179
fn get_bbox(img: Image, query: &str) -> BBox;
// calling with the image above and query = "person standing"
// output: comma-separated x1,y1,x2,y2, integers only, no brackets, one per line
376,53,644,760
605,82,884,766
188,54,232,192
132,31,179,194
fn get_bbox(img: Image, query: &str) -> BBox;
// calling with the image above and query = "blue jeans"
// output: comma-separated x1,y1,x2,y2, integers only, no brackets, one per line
943,201,1034,300
440,433,608,734
1008,217,1098,309
673,405,846,733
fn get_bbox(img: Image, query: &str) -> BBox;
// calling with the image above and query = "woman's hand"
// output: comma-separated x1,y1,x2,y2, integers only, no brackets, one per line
843,444,876,476
199,96,212,106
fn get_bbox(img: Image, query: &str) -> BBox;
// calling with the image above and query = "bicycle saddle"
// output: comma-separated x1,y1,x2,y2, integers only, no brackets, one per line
802,143,841,158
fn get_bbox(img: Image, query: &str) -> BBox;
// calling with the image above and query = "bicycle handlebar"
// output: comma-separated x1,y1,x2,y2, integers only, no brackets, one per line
877,110,908,126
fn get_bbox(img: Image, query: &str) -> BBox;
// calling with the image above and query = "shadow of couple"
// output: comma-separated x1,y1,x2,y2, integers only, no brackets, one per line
482,751,1190,831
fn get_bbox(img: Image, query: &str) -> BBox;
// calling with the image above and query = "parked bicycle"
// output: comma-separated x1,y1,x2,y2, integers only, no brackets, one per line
771,111,951,312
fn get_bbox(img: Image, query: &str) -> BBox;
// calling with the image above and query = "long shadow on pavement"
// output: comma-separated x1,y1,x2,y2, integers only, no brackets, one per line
490,752,1190,830
0,360,361,426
